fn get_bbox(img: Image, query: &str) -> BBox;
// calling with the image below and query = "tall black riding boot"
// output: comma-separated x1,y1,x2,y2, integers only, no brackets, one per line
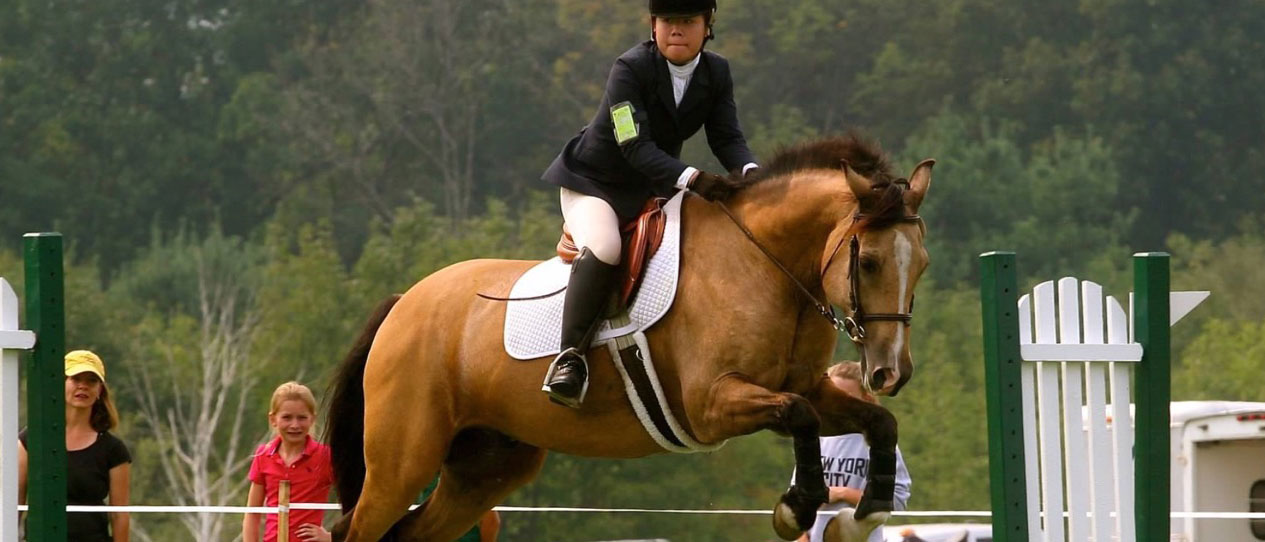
542,247,619,408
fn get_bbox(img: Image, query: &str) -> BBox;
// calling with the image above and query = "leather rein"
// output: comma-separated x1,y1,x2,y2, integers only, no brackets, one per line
715,201,921,345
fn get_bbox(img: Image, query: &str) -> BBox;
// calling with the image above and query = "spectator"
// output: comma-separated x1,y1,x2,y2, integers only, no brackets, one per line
243,382,333,542
18,349,131,542
792,361,911,542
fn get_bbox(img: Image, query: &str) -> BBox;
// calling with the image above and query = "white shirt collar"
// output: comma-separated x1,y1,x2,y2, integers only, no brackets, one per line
666,53,701,78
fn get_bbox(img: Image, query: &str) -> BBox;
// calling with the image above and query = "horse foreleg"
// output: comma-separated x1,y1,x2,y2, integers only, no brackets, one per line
806,376,899,542
697,376,827,541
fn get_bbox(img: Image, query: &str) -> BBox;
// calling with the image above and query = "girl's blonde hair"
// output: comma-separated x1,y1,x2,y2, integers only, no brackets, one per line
268,381,318,417
826,361,863,382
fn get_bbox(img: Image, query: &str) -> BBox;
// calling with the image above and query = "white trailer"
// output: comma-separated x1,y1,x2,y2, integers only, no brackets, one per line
1167,401,1265,542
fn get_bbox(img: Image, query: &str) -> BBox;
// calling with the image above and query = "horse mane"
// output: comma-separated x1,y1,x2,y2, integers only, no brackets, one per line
740,132,909,228
742,132,896,187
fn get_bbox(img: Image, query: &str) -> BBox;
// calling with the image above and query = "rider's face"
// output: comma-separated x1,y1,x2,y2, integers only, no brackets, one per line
653,15,707,65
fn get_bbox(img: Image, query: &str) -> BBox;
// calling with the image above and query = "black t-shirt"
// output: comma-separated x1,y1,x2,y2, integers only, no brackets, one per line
19,429,131,542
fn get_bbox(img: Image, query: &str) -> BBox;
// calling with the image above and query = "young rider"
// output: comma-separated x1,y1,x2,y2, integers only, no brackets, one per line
541,0,759,407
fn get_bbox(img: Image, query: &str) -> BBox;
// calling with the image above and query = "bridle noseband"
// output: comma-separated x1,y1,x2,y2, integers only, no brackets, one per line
716,202,921,345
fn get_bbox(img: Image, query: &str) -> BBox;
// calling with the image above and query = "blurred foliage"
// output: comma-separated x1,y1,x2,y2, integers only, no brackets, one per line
2,0,1264,540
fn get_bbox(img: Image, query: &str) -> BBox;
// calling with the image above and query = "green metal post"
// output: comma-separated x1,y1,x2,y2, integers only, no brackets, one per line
980,252,1027,542
23,233,66,542
1133,252,1170,541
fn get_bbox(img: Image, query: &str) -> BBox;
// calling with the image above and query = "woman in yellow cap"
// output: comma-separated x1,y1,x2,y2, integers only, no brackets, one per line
17,350,131,542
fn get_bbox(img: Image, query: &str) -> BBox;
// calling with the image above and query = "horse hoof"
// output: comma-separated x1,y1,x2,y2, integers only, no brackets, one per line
823,508,890,542
772,501,803,541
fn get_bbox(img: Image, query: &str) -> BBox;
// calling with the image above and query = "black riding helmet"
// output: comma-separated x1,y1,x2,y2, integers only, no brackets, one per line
649,0,715,17
649,0,717,41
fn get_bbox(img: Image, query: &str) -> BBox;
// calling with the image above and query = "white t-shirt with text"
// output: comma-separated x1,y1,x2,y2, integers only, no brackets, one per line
789,434,911,542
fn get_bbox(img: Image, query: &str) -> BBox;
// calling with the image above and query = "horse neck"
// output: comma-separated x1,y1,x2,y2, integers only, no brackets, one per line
726,171,856,284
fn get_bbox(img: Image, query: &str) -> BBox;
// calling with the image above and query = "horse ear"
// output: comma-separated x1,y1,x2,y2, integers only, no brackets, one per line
840,159,875,203
904,158,935,213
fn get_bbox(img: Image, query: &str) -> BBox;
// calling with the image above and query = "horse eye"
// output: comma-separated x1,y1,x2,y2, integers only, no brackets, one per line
860,257,880,273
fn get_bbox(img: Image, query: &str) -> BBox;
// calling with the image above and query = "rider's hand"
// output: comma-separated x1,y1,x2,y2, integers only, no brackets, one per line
689,170,741,201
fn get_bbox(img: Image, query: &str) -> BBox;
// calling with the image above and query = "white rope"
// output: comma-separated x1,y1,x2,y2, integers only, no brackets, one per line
12,505,1265,520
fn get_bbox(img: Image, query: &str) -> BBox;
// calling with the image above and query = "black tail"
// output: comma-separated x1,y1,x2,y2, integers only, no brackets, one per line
325,294,402,514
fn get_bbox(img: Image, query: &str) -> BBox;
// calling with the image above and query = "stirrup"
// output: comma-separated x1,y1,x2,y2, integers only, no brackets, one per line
541,348,590,408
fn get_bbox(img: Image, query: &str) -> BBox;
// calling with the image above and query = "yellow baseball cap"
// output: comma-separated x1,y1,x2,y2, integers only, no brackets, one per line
65,350,106,382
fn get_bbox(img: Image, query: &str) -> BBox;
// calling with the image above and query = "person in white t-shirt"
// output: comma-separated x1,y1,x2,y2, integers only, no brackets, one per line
791,361,912,542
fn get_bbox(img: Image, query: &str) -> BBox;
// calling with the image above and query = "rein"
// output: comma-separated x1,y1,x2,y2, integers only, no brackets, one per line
714,201,920,344
715,202,846,331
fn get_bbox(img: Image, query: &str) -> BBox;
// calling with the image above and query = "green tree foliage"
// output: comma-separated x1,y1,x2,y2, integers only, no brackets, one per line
3,0,1265,539
901,112,1135,286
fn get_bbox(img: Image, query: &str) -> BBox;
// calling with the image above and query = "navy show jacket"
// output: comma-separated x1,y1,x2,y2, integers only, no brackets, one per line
542,40,757,221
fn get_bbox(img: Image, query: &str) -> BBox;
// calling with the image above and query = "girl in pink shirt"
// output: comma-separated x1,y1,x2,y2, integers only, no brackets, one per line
243,382,334,542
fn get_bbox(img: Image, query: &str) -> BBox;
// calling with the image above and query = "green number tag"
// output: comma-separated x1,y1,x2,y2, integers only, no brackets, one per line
610,102,639,145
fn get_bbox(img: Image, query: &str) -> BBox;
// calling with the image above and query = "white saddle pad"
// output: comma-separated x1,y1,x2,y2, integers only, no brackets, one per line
503,192,683,360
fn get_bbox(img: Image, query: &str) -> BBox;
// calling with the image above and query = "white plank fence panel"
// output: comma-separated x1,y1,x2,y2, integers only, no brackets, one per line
1107,295,1135,542
1017,280,1148,542
1057,278,1090,542
1081,281,1116,542
1017,294,1044,540
1,278,30,542
1032,281,1065,542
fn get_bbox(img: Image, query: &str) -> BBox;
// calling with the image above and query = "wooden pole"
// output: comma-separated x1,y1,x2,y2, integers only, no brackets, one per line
279,480,290,542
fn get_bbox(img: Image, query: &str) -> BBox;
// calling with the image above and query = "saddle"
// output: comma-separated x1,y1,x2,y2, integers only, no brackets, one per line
556,197,668,306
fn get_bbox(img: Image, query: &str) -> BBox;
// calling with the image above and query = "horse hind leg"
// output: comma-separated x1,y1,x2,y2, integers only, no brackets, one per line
333,409,452,541
392,427,547,542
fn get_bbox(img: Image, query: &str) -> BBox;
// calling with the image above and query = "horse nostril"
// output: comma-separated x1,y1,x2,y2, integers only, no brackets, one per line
870,368,892,391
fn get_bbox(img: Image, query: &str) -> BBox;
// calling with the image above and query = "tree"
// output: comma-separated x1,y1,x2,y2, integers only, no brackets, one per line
121,231,265,541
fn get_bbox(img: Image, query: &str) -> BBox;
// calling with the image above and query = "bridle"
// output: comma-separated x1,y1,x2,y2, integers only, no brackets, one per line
821,216,921,345
715,202,921,345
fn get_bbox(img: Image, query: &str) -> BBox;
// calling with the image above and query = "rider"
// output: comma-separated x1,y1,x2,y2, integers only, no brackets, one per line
540,0,759,408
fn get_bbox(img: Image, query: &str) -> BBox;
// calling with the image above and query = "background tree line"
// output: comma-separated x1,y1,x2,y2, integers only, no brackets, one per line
2,0,1263,540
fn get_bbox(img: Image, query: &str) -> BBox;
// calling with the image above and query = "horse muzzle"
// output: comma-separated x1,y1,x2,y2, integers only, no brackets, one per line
866,357,913,397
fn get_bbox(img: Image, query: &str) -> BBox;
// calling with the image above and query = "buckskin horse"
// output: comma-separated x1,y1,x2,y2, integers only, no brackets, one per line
326,134,934,542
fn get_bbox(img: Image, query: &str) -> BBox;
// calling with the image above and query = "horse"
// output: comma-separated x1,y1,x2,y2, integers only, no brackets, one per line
325,134,934,542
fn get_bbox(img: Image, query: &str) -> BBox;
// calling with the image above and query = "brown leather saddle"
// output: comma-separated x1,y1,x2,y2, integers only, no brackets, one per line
556,197,669,307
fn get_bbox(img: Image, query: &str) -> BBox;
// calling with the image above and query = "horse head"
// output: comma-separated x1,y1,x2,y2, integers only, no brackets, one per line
821,158,933,397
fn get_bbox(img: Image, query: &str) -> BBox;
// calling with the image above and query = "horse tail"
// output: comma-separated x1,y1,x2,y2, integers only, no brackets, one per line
326,293,402,514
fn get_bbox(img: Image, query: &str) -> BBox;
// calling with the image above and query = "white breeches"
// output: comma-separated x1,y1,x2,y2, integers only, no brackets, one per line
559,187,622,265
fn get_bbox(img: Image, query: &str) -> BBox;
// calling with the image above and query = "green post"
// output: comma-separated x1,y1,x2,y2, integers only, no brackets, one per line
23,233,66,542
1133,252,1170,541
980,252,1027,542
